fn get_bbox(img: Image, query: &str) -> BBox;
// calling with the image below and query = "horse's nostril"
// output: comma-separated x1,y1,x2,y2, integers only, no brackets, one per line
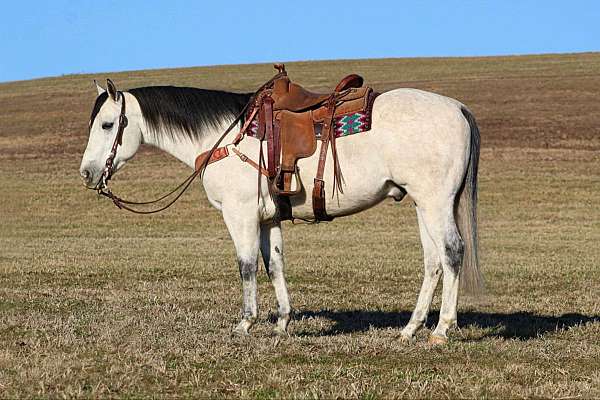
80,169,90,181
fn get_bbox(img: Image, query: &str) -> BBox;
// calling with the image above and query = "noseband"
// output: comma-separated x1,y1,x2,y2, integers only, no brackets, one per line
96,92,128,191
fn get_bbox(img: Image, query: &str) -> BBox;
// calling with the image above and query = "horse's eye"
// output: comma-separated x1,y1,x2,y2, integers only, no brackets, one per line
102,122,114,130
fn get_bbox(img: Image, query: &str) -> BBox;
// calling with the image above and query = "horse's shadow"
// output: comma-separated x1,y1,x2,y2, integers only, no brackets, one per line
295,309,600,340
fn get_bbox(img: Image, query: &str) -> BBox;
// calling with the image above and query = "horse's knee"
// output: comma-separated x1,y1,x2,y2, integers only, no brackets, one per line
238,258,257,281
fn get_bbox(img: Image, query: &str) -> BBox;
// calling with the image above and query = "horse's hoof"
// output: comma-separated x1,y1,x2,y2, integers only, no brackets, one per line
273,315,290,337
232,317,256,337
231,325,251,337
273,326,289,337
397,332,416,344
428,334,448,346
231,329,249,337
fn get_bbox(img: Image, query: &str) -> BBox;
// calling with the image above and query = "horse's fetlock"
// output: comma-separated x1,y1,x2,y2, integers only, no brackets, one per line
278,311,291,322
440,317,457,327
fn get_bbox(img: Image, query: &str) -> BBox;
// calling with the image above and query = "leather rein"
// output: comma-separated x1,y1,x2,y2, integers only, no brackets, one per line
92,74,285,214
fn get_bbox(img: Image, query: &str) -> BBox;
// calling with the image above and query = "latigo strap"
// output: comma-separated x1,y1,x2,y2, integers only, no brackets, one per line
311,98,337,222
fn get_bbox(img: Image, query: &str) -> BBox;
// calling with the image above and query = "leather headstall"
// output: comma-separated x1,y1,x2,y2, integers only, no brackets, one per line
96,91,128,192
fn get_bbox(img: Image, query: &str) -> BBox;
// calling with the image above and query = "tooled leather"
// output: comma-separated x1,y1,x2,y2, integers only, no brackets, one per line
194,146,229,171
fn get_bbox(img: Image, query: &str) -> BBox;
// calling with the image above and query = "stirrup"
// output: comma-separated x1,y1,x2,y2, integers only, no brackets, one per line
271,167,303,196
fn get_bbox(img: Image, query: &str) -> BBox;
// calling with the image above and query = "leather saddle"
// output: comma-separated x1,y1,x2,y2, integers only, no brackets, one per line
271,64,364,112
248,64,377,221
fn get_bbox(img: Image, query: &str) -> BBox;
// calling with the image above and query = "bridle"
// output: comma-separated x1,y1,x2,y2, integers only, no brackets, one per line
89,71,286,214
94,91,128,192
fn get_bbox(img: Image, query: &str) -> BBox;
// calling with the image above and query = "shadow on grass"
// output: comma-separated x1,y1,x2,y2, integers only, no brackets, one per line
295,309,600,340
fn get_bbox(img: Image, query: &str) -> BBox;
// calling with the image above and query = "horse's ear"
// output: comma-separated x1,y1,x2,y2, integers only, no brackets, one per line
106,78,119,101
94,79,106,95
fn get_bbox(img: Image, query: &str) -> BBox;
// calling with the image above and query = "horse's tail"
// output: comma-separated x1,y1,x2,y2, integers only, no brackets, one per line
456,106,484,295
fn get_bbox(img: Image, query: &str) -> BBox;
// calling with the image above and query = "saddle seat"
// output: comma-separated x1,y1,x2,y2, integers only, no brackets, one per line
270,64,364,112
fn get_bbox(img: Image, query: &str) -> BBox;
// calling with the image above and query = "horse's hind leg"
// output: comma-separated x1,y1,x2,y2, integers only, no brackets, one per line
400,207,442,342
222,205,261,336
411,199,464,344
260,222,291,336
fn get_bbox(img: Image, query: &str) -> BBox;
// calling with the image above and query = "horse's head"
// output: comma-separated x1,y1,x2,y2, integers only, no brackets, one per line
79,79,142,189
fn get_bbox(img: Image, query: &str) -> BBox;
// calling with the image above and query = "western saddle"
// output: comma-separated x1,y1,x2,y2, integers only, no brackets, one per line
242,64,378,222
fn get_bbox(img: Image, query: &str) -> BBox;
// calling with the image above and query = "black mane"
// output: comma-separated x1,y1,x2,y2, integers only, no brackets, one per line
130,86,251,142
89,86,252,141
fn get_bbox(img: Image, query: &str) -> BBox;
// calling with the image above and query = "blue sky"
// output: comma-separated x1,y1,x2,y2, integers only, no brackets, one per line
1,1,598,82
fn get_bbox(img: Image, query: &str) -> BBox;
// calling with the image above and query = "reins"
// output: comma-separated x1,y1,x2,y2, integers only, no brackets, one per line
93,71,286,214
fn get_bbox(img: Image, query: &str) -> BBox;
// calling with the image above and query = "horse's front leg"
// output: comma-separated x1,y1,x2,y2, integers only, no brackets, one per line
222,205,261,336
260,222,291,336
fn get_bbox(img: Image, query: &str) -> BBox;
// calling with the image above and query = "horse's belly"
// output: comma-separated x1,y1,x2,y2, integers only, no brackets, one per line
289,131,396,220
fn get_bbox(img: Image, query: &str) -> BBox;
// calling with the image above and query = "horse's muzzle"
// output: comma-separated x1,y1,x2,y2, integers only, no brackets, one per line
79,168,102,189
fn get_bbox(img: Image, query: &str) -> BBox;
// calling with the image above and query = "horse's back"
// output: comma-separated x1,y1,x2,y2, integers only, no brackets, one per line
372,88,468,137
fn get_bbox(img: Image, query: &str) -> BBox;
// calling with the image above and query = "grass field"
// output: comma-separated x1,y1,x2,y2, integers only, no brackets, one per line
1,53,599,398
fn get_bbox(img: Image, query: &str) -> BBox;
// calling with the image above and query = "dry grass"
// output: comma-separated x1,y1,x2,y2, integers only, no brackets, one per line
0,53,599,398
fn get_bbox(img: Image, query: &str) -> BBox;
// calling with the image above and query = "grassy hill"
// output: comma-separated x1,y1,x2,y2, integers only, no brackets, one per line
2,52,600,155
0,54,599,398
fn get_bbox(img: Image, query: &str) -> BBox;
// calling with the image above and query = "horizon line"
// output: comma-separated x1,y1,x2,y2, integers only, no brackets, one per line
2,50,598,85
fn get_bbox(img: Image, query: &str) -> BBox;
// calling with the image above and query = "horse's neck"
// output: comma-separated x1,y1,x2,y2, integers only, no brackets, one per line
139,124,227,169
125,92,236,169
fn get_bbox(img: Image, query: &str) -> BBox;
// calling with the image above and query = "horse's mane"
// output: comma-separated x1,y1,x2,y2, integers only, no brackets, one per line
89,86,252,142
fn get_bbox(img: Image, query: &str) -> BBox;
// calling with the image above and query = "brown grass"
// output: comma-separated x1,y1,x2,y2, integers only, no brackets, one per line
0,53,599,398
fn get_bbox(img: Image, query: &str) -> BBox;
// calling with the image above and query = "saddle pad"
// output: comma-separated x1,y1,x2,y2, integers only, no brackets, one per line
245,88,378,140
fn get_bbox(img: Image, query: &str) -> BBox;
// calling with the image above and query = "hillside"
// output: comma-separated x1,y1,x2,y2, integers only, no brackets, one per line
1,53,600,159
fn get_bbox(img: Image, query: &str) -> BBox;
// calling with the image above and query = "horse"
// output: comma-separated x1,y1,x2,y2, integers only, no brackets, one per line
79,76,483,344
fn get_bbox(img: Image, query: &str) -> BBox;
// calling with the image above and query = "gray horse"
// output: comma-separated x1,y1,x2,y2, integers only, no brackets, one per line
80,78,483,344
